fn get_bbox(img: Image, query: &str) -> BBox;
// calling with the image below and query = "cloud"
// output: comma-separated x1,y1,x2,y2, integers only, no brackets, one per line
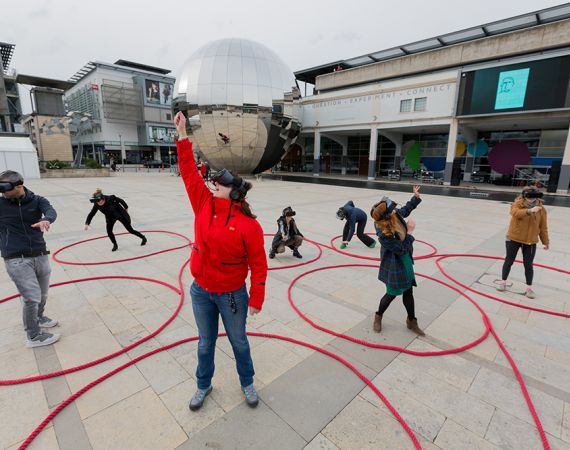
333,31,361,43
28,7,50,18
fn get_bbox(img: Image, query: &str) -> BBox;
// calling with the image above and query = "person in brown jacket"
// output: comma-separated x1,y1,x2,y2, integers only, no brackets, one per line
497,186,549,298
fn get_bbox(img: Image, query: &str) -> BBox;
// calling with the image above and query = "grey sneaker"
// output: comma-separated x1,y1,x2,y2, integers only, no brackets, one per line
189,386,212,411
242,383,259,407
496,281,506,292
39,316,58,328
26,332,60,348
525,288,536,299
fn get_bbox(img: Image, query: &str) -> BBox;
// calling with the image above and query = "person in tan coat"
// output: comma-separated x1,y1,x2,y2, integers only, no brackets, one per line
497,186,549,298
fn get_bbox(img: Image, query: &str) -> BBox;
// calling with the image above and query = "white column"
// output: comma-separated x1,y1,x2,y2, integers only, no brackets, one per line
443,119,458,185
313,130,321,176
557,124,570,193
368,127,378,180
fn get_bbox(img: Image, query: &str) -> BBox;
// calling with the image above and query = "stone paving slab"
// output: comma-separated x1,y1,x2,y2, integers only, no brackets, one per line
1,174,570,450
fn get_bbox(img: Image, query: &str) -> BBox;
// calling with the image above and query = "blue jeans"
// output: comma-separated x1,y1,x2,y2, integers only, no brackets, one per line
190,281,255,390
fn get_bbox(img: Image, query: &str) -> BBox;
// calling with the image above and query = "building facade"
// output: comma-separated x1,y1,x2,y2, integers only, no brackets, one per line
294,4,570,193
64,60,176,165
0,42,22,133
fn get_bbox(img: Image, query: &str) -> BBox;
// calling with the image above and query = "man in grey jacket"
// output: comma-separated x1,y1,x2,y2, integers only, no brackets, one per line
0,170,60,348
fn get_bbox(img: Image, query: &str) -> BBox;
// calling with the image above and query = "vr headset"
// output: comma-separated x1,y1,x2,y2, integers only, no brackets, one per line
282,206,296,217
89,194,104,203
210,169,247,201
373,196,397,220
522,190,544,199
336,207,346,220
0,171,24,193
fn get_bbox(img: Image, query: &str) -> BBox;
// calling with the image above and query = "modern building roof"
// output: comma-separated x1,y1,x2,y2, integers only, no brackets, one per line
68,60,172,84
295,3,570,84
16,74,75,90
0,42,15,73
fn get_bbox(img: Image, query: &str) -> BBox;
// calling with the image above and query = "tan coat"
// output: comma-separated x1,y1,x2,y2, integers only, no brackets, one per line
506,197,549,246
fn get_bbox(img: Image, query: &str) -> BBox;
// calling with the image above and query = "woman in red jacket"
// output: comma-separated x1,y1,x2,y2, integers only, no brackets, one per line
174,112,268,412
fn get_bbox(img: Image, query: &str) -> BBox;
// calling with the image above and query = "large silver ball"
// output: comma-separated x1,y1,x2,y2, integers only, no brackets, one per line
174,38,300,174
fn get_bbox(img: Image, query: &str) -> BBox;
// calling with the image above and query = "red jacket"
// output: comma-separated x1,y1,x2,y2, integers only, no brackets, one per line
177,138,267,309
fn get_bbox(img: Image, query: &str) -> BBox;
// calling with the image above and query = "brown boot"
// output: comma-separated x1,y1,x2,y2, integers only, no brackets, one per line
373,313,382,333
406,318,425,336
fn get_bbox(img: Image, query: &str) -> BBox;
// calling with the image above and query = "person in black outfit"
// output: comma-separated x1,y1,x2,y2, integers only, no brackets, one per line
84,188,147,251
269,206,303,259
336,200,376,249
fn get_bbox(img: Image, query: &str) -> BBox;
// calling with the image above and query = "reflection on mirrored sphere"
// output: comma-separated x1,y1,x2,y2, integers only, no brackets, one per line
173,38,301,174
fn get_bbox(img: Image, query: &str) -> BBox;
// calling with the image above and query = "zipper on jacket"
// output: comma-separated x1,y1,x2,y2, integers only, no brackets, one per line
18,200,33,254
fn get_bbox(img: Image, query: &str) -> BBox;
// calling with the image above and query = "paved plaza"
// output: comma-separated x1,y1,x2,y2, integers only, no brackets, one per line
1,172,570,450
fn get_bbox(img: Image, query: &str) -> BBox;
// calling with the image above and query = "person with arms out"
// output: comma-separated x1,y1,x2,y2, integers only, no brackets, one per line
174,111,267,411
497,186,549,299
269,206,304,259
0,170,60,348
336,200,376,249
84,189,147,252
370,186,425,335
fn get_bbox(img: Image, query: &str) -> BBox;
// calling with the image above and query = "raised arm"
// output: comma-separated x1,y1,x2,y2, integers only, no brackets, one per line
175,112,212,212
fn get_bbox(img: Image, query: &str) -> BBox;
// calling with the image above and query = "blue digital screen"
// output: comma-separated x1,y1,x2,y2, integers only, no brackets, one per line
494,68,530,110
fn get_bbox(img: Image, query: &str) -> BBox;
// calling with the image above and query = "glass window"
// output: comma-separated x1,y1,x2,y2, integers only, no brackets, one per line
414,97,427,111
400,99,412,113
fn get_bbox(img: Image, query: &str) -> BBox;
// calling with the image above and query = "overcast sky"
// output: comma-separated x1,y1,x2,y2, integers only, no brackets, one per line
2,0,564,112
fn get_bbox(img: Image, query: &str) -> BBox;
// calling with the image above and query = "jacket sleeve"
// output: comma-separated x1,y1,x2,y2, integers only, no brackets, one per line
379,234,415,256
539,208,550,246
244,220,268,310
38,196,57,223
511,202,530,219
397,196,421,219
345,214,356,241
177,138,212,212
115,196,129,209
85,205,98,225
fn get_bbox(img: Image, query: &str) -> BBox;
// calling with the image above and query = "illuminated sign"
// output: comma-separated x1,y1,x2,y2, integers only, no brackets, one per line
494,68,530,110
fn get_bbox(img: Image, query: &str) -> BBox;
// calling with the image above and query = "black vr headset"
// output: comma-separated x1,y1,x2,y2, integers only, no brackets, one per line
211,169,247,201
374,196,397,220
522,189,544,199
336,207,346,220
89,194,104,204
0,171,24,193
282,206,296,217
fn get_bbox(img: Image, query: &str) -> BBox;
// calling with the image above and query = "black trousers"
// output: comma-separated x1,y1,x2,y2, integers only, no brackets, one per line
106,217,145,245
377,287,415,320
501,240,537,285
343,219,374,246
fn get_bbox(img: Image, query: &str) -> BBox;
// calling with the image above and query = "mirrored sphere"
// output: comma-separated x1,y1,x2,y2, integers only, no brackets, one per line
173,38,300,174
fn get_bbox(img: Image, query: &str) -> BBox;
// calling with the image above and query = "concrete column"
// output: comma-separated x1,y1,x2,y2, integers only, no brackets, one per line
443,119,459,185
341,138,348,175
313,130,321,176
368,127,378,180
154,146,161,160
557,125,570,193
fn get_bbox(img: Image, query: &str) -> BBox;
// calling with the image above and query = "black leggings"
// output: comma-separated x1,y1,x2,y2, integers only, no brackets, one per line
377,287,415,320
501,240,537,285
343,220,375,246
106,217,145,245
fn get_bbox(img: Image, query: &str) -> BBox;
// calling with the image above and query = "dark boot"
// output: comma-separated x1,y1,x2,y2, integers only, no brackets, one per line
268,249,276,259
141,236,147,246
373,313,382,333
406,318,425,336
292,249,302,259
112,243,118,252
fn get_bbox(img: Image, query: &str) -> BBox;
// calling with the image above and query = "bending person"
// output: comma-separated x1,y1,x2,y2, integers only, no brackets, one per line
269,206,303,259
174,111,267,411
497,186,549,298
336,200,376,249
84,189,147,252
370,185,424,335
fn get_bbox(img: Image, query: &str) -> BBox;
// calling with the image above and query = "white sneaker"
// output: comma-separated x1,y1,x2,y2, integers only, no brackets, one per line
525,288,536,299
26,332,60,348
496,281,507,292
38,316,58,328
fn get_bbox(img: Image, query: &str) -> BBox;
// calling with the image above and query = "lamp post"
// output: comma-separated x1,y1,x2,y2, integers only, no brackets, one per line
119,133,126,172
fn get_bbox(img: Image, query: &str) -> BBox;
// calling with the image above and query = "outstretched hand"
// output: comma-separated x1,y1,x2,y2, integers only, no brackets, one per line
413,185,421,198
31,220,50,232
174,112,187,138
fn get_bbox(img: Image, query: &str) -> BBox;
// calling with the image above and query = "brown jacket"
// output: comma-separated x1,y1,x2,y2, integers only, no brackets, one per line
506,197,549,246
